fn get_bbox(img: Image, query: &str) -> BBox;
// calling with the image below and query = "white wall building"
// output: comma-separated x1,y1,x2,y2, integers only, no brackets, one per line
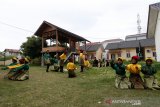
101,39,124,60
4,49,21,58
147,2,160,61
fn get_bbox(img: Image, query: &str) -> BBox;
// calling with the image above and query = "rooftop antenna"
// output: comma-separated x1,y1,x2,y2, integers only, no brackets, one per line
137,14,142,34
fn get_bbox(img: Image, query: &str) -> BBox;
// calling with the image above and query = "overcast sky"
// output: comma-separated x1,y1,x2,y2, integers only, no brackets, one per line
0,0,159,51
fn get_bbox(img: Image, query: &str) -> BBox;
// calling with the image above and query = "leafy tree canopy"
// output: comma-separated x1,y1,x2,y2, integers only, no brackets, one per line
20,36,46,59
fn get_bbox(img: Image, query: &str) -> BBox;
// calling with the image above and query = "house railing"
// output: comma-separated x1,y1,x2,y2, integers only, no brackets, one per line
42,46,65,52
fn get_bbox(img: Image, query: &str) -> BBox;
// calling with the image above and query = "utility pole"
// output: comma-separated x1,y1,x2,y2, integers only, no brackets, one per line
3,50,6,66
137,14,142,34
137,14,142,59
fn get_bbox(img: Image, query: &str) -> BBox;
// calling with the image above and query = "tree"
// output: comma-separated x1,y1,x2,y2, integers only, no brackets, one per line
20,36,46,59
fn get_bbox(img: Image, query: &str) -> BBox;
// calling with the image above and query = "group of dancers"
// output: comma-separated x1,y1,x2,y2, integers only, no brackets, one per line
111,56,160,90
43,50,91,78
43,49,160,90
2,49,160,90
1,57,30,81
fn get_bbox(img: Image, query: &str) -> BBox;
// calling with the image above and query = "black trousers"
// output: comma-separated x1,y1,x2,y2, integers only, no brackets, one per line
46,64,50,72
81,66,84,72
60,66,64,72
68,70,76,78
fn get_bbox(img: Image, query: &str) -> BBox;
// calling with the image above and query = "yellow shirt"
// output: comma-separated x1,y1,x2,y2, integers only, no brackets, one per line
60,53,66,60
80,53,83,58
67,62,76,70
84,60,90,67
127,64,141,74
8,64,23,69
80,53,85,59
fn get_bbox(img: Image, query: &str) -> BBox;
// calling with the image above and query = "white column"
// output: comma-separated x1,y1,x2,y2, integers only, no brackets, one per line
155,11,160,62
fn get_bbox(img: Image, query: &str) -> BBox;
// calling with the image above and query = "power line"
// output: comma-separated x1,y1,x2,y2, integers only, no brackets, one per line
85,37,109,39
0,20,118,40
0,20,34,33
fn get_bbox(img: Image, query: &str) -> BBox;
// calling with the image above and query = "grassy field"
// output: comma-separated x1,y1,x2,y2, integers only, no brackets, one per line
0,66,160,107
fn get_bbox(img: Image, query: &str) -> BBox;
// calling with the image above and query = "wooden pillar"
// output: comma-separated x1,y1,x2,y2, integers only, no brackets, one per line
73,41,76,52
42,37,44,48
69,38,71,52
49,32,52,46
77,42,80,51
84,41,86,51
70,39,76,52
56,30,58,52
41,36,44,66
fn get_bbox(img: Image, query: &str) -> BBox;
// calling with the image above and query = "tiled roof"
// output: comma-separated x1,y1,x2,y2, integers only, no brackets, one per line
4,49,20,53
80,43,104,52
147,2,160,39
150,2,160,10
105,43,119,50
101,39,123,43
120,40,139,48
139,38,155,47
105,39,155,50
105,40,139,49
125,33,146,39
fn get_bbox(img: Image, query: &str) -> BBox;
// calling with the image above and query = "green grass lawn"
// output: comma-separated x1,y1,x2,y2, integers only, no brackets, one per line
0,66,160,107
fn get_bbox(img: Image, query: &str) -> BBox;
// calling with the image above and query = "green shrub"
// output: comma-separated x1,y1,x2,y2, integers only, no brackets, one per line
154,62,160,71
30,57,41,66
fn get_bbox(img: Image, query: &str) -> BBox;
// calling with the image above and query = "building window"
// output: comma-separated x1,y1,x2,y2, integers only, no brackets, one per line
91,54,95,59
111,54,116,60
147,50,151,53
126,53,130,58
107,53,109,59
118,53,121,57
153,52,156,57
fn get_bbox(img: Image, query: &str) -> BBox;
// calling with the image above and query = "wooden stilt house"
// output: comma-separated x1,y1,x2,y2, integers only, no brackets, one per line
34,21,90,65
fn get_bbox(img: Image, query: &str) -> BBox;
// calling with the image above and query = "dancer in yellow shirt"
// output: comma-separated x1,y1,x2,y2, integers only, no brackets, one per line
79,50,85,72
126,56,144,89
141,58,160,90
59,51,67,72
67,58,77,78
84,57,91,69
